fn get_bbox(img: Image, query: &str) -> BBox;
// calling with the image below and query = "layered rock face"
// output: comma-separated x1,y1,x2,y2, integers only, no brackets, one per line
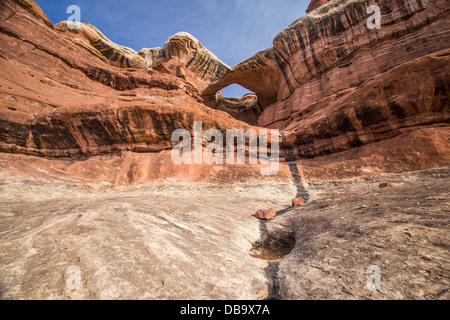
0,0,285,184
202,0,449,161
306,0,332,13
50,0,450,164
214,93,263,126
266,0,449,160
54,23,231,93
0,0,449,179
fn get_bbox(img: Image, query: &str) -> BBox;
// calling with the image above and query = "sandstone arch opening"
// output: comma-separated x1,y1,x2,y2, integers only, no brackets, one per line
214,84,263,126
221,84,253,98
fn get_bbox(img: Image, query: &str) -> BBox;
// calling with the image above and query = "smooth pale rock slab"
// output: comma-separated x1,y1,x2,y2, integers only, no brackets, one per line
0,177,294,300
263,168,450,300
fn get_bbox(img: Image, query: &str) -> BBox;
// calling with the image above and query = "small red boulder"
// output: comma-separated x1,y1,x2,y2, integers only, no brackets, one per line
292,197,304,207
254,209,277,220
379,183,395,189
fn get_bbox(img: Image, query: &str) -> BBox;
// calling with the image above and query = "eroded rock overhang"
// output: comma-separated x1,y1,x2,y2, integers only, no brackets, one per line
2,0,449,162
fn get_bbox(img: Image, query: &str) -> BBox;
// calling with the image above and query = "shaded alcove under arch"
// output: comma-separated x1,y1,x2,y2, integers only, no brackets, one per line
213,84,263,126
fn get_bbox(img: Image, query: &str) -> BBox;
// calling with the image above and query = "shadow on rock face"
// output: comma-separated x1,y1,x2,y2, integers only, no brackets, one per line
0,282,5,300
288,162,310,202
280,132,310,202
248,133,311,300
264,262,282,300
252,219,297,300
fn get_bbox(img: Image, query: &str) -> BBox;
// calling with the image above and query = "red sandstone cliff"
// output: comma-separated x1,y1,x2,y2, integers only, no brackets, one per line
0,0,246,158
202,0,449,164
0,0,270,183
0,0,448,183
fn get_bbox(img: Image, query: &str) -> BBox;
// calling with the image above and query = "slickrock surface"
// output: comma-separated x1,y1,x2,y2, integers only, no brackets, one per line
262,168,450,300
0,174,295,299
0,166,448,300
0,151,293,186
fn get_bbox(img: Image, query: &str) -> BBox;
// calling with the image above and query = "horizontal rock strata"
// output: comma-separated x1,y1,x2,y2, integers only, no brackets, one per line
0,0,448,182
0,0,249,160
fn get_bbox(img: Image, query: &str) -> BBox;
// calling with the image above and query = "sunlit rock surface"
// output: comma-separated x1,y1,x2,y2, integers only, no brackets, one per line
0,0,449,300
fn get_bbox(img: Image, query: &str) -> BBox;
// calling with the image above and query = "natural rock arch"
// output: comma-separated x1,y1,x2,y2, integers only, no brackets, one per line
200,49,283,125
201,49,280,107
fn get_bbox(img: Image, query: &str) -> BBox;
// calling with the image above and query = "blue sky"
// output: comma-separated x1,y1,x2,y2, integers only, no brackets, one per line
34,0,309,97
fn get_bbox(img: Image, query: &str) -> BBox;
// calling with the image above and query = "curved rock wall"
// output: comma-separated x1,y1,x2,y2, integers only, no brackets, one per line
0,0,448,180
214,93,263,126
0,0,249,159
270,0,450,159
162,32,231,85
201,0,449,138
209,0,449,160
55,21,145,69
55,24,232,93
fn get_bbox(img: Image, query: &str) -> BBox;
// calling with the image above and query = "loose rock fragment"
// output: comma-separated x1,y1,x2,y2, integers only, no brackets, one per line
379,183,396,189
292,197,304,207
254,209,277,220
